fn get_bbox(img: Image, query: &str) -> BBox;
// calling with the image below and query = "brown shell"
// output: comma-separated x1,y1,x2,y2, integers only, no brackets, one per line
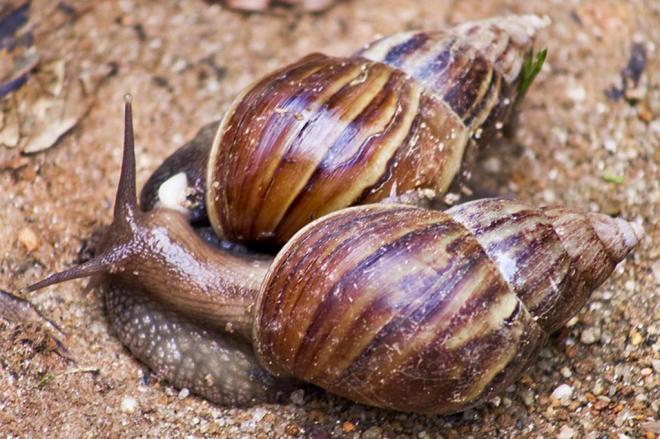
253,199,640,414
206,16,549,245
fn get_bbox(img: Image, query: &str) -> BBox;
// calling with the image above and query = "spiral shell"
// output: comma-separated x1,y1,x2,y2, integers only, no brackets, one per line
253,198,640,414
206,15,549,245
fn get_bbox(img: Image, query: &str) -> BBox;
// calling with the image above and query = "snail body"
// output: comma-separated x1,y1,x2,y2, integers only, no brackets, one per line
142,15,550,245
24,16,641,415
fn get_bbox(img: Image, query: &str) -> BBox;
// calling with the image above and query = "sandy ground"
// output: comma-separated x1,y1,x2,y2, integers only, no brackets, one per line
0,0,658,437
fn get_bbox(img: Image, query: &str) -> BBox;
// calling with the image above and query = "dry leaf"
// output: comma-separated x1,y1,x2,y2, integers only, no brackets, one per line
0,1,110,153
1,58,91,153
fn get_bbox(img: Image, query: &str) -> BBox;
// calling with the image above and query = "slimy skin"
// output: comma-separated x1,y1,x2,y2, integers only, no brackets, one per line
104,278,290,405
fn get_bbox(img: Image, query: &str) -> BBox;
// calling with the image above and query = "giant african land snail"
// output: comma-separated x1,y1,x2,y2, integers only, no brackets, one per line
24,15,642,414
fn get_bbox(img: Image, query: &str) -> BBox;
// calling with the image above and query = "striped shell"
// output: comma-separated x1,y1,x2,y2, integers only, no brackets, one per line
253,198,640,414
206,15,549,245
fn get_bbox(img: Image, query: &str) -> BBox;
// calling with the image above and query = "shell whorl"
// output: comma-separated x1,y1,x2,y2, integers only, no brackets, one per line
447,199,641,332
358,14,550,136
253,199,639,414
206,16,547,245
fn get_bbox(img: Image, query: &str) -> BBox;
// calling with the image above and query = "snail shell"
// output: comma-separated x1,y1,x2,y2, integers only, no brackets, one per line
254,199,641,414
147,14,547,245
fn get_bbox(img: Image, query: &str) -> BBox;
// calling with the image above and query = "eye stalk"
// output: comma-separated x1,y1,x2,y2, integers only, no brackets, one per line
24,95,141,293
24,96,272,341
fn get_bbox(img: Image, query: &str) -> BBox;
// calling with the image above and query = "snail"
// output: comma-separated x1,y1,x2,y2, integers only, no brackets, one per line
139,14,550,245
24,96,641,414
21,15,641,414
254,201,641,414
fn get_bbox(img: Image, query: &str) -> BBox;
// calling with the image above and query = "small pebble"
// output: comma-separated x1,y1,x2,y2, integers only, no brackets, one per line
600,331,613,344
362,426,383,439
652,359,660,373
251,407,267,422
178,388,190,399
651,260,660,284
631,329,645,346
592,380,605,396
558,425,576,439
18,227,40,252
603,138,617,152
342,421,356,433
120,396,138,414
641,421,660,434
290,389,305,405
551,384,573,405
581,327,601,344
594,397,610,411
560,367,573,378
542,189,556,203
285,423,301,436
482,157,502,173
566,83,586,102
615,410,632,427
521,388,535,406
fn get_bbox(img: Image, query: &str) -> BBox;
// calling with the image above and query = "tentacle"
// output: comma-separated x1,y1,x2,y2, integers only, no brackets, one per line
24,95,141,293
25,96,273,340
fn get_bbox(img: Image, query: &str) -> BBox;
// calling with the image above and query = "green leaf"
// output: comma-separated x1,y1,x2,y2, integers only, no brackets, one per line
517,48,547,101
